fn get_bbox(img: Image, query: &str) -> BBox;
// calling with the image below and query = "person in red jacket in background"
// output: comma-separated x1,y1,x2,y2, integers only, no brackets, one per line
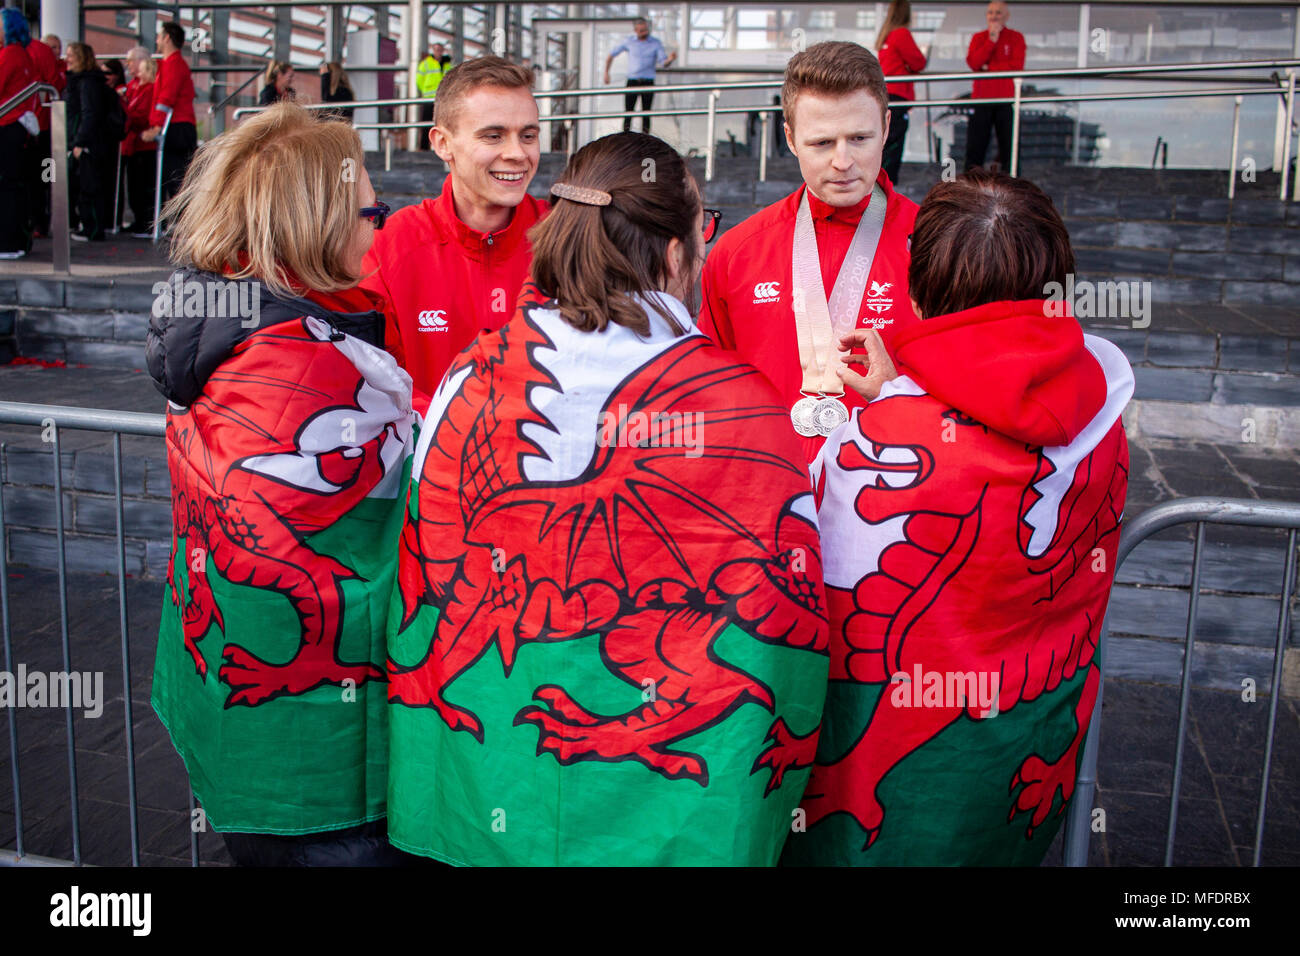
0,10,37,258
699,41,919,465
361,57,548,405
876,0,926,184
964,0,1026,171
24,20,63,238
141,21,196,210
123,50,157,237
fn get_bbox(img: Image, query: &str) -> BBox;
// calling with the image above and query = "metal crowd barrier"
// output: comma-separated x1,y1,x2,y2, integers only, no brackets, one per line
1063,497,1300,867
0,402,205,868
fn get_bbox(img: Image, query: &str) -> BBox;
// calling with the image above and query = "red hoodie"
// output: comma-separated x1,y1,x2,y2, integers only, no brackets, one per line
361,176,548,403
797,299,1134,864
879,27,927,101
966,27,1026,100
700,172,919,463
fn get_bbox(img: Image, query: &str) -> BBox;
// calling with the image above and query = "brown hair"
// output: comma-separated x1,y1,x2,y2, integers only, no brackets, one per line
782,41,888,132
66,41,96,73
325,61,353,97
528,132,701,337
164,101,367,297
434,56,534,131
264,60,293,88
875,0,912,52
908,169,1074,319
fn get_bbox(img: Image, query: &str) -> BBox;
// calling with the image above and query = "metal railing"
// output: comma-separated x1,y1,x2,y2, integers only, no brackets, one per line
228,57,1300,194
0,403,208,867
1062,497,1300,867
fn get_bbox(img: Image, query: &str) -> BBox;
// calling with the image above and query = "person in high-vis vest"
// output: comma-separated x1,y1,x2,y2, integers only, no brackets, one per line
416,42,451,150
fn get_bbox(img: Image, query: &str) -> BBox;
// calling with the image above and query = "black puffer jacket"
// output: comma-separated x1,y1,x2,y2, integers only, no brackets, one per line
146,267,386,407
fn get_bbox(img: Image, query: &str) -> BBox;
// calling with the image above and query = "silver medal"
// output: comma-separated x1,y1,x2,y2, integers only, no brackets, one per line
813,396,849,436
790,396,820,437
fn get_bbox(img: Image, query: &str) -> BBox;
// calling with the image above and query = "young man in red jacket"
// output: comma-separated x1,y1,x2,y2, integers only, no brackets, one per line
964,1,1026,171
141,21,196,209
699,40,919,464
362,57,548,404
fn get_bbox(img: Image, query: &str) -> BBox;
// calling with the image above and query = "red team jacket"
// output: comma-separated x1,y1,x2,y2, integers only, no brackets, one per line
361,176,548,403
966,27,1026,100
150,50,196,127
879,27,927,101
699,172,919,462
26,39,62,131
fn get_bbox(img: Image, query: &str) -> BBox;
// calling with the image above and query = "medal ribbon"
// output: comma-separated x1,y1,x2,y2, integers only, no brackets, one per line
790,184,888,396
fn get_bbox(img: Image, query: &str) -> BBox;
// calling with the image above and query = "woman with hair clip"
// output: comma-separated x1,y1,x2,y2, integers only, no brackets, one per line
258,60,295,105
386,131,831,866
876,0,927,184
147,102,415,866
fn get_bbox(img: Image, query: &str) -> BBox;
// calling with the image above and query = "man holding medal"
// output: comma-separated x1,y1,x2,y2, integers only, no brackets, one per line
699,41,919,461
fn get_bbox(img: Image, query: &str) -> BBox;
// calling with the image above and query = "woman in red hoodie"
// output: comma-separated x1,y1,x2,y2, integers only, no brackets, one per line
785,170,1134,866
875,0,926,184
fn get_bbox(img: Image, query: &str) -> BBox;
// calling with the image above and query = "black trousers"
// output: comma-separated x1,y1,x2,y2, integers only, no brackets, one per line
127,150,157,232
623,78,655,133
964,102,1014,171
0,124,31,253
24,127,51,235
882,94,911,185
221,819,441,867
75,148,116,240
160,121,198,209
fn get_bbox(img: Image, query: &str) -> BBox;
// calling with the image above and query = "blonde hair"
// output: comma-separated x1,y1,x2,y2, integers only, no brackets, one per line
164,102,366,297
139,57,157,82
264,60,293,88
66,41,96,73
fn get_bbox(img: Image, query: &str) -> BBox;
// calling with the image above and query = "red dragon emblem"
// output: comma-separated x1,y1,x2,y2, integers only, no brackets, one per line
390,296,829,788
798,386,1129,847
165,317,410,706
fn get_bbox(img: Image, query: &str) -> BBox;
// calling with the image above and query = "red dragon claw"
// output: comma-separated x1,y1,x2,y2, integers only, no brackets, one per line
220,644,384,709
751,717,819,795
387,663,484,741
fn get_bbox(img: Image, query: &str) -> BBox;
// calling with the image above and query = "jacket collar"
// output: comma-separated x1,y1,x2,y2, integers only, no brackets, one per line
430,175,528,256
802,169,897,225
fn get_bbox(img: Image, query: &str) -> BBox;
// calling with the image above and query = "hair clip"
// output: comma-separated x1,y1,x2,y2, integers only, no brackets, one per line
551,183,612,206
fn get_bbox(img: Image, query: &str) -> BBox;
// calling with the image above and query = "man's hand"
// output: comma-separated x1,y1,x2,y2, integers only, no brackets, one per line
837,328,898,403
319,62,329,75
72,146,82,159
664,51,677,67
140,127,159,142
603,71,611,84
989,24,1002,42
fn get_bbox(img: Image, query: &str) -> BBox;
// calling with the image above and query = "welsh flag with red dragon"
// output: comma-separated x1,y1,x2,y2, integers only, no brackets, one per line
387,286,831,866
782,302,1135,865
152,306,414,834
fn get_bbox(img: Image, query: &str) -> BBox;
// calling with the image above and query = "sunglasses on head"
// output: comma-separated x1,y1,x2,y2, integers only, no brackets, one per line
702,208,723,244
359,200,391,230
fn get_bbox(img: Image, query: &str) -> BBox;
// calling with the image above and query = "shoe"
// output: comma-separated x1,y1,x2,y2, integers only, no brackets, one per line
71,231,89,242
132,230,155,239
0,250,26,259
